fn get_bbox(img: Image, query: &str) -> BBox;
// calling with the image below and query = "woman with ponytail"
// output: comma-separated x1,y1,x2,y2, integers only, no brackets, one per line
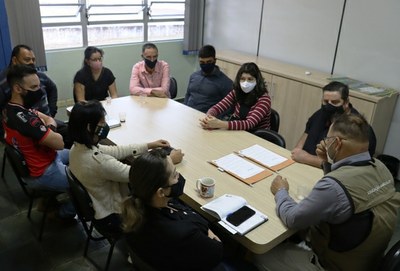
121,149,225,271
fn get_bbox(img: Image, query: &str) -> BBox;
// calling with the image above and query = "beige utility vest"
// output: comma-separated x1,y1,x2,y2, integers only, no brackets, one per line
310,159,400,271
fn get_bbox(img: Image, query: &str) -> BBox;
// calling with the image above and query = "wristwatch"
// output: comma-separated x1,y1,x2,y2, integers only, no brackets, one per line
48,124,56,132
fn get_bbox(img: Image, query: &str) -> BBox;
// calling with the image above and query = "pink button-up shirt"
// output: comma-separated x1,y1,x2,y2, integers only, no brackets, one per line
129,60,170,97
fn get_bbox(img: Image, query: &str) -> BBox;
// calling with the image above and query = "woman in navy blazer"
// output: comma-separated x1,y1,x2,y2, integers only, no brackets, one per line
121,149,225,271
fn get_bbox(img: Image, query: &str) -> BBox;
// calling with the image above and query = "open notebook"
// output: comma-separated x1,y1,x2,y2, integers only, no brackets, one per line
201,194,268,235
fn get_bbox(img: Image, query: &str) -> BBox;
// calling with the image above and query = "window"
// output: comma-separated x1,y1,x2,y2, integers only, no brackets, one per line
39,0,185,50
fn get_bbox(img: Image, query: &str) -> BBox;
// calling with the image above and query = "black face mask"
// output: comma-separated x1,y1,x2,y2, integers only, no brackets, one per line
321,103,345,119
21,88,44,109
95,123,110,139
144,58,157,69
27,64,38,71
166,174,186,198
200,62,215,74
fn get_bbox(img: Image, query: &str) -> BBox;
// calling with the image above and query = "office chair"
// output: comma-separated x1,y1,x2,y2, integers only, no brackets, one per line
253,129,286,148
376,154,399,181
65,167,122,271
1,142,7,181
270,108,280,132
379,240,400,271
3,143,62,241
169,76,178,99
127,244,157,271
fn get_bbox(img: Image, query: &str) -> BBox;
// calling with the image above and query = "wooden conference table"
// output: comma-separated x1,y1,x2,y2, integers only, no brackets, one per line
101,95,323,254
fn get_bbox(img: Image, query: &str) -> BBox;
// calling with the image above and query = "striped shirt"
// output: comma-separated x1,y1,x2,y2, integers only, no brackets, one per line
207,90,271,130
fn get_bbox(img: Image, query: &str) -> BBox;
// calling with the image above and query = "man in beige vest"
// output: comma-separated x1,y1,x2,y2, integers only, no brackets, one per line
255,113,400,271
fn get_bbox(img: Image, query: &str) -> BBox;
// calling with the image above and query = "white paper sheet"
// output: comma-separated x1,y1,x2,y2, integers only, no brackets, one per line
213,153,264,179
238,144,286,167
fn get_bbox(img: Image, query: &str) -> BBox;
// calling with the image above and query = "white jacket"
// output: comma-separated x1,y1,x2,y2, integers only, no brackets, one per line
69,142,148,219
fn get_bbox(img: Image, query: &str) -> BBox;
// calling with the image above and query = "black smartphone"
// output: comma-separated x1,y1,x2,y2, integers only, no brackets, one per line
226,206,256,226
161,146,174,155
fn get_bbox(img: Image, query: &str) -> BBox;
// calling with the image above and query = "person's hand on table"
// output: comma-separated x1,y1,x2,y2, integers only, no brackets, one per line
270,175,289,196
199,115,228,129
148,139,170,149
150,89,168,98
291,147,310,163
170,149,184,164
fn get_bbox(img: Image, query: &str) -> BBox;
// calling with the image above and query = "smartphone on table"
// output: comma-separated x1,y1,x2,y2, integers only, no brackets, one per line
226,205,256,226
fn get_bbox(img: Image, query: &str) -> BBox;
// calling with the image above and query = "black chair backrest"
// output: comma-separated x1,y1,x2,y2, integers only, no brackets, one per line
380,240,400,271
169,77,177,99
253,129,286,148
377,154,399,180
5,144,30,178
270,108,280,132
65,167,95,222
127,244,157,271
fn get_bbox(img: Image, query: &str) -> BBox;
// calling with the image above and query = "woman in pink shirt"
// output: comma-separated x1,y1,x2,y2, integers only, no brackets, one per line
129,43,170,98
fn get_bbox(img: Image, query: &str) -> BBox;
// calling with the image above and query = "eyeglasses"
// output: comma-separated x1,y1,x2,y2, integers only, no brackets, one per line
323,136,347,146
90,57,103,62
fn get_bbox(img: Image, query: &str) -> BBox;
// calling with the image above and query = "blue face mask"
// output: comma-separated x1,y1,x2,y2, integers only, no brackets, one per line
144,58,157,69
95,123,110,139
200,62,215,74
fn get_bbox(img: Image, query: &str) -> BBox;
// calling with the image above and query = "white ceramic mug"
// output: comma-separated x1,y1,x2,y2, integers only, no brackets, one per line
196,177,215,198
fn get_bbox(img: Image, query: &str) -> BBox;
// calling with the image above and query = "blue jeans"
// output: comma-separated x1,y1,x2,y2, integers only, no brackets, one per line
24,149,75,218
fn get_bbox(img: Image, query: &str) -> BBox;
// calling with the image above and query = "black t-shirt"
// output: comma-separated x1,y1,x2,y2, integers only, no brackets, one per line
73,66,115,102
303,105,377,156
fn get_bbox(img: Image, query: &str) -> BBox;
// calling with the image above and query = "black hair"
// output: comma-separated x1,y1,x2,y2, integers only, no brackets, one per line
233,62,267,106
68,100,106,149
142,43,158,53
6,64,37,88
121,149,171,232
198,45,216,58
83,46,104,67
129,149,171,203
8,44,33,67
322,81,349,101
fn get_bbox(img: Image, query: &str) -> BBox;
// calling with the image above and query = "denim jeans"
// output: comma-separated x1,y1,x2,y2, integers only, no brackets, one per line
24,149,75,218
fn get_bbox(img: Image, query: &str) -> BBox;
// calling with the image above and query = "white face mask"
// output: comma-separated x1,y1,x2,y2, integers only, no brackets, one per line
240,81,256,93
326,138,337,164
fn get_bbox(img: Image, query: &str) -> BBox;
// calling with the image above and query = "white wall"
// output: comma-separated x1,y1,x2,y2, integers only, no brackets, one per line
44,41,199,119
259,0,344,73
204,0,400,172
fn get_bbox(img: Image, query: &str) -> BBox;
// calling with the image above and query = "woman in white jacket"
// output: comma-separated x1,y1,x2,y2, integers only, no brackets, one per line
68,100,183,233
